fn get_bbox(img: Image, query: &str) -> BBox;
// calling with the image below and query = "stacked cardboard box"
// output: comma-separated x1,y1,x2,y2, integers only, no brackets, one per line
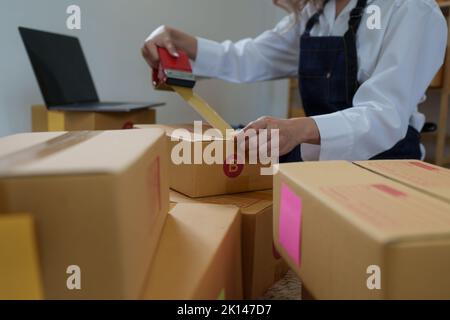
143,203,243,300
170,190,289,299
32,105,156,132
136,124,273,197
135,123,283,298
0,129,169,299
0,128,248,300
273,160,450,300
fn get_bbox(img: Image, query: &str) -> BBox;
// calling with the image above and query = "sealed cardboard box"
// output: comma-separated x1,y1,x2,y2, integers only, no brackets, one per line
0,213,43,300
273,161,450,300
32,105,156,132
136,124,273,197
170,190,289,299
0,129,169,299
143,203,243,300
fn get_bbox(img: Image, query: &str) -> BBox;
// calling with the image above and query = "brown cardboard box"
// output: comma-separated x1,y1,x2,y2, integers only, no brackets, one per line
170,190,289,299
273,161,450,300
0,213,43,300
32,105,156,132
142,203,243,300
355,160,450,203
136,124,272,197
0,129,169,299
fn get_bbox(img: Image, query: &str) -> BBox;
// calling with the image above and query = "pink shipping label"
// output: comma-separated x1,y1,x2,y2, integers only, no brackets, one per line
279,183,302,266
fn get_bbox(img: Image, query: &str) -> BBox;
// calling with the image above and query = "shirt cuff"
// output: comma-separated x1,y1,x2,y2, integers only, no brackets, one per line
300,144,320,161
192,37,223,78
311,112,354,161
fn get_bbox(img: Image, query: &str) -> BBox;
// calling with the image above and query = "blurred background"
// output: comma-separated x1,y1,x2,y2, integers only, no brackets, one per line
0,0,448,164
0,0,289,138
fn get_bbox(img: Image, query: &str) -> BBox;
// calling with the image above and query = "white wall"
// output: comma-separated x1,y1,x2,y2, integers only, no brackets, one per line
0,0,289,137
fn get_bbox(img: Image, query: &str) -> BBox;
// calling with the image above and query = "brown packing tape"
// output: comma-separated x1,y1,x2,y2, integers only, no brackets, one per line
171,86,233,136
0,132,100,173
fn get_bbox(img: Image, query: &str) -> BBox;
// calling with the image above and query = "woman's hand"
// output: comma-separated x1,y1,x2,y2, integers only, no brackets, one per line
141,26,198,69
237,116,321,157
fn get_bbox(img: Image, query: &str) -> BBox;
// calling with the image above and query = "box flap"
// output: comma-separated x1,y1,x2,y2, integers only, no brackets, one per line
277,161,450,242
355,160,450,203
142,203,240,299
170,189,272,214
0,129,164,177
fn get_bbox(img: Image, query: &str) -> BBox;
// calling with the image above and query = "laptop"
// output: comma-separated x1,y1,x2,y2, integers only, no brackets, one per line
19,27,164,112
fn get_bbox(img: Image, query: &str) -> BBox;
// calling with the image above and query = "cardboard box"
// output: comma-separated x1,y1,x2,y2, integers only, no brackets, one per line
142,203,243,300
0,213,43,300
170,190,289,299
0,129,169,299
32,105,156,132
136,124,273,197
273,161,450,300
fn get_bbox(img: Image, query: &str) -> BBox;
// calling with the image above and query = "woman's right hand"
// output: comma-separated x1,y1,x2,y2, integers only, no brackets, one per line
141,25,198,69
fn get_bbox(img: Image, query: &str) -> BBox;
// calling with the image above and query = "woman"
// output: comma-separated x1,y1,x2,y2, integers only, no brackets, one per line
142,0,447,162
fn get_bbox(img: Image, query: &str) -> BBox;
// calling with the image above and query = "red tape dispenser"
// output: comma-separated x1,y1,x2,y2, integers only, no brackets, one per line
152,47,196,91
152,46,233,135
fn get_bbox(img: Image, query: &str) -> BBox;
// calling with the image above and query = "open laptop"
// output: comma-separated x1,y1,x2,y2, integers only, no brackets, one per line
19,27,164,112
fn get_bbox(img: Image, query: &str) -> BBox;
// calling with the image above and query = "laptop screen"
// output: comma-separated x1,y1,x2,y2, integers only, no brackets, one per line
19,27,99,107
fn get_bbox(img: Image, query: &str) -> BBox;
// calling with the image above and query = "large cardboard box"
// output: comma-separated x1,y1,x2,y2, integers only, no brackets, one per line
32,105,156,132
136,124,273,197
0,213,43,300
273,161,450,300
170,190,289,299
0,129,169,299
142,203,243,300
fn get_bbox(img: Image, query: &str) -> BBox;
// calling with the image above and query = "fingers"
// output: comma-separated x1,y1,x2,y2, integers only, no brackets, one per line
235,116,276,155
142,25,180,69
245,116,274,131
142,41,160,68
164,40,180,58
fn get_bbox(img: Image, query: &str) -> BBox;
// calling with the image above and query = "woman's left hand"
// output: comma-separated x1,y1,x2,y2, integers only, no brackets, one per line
236,116,321,157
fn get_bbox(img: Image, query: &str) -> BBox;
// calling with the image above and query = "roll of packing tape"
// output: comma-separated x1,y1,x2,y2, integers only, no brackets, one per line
171,86,233,136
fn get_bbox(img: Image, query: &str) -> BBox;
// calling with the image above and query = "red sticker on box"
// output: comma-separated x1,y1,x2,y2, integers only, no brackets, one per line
223,154,244,178
279,183,302,266
122,121,134,130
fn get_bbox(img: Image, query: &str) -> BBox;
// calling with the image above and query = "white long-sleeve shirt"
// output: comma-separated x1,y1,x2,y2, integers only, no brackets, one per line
192,0,447,161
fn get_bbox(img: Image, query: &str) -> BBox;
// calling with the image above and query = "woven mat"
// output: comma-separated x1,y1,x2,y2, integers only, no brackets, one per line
261,270,302,300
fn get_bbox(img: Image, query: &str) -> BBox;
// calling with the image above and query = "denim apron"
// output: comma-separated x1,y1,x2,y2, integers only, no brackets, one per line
280,0,421,163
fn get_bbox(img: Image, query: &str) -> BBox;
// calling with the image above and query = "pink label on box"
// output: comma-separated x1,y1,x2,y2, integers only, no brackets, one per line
279,183,302,266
